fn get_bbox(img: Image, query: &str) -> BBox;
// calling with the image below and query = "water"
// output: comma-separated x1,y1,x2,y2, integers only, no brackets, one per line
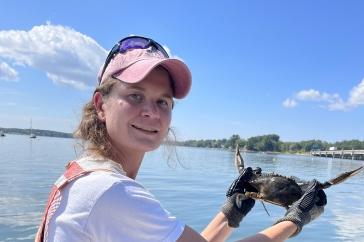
0,134,363,242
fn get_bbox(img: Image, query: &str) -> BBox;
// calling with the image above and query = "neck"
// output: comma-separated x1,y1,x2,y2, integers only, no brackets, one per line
113,147,145,180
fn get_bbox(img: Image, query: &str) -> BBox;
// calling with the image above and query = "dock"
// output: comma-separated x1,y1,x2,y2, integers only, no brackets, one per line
310,149,364,161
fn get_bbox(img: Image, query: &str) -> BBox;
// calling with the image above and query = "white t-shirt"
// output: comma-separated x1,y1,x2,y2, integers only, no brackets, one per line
46,156,185,242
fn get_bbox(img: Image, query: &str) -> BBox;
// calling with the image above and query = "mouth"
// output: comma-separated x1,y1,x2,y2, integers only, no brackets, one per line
131,124,159,134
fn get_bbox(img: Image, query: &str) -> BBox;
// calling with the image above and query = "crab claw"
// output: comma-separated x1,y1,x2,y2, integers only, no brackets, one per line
253,167,262,175
235,144,245,173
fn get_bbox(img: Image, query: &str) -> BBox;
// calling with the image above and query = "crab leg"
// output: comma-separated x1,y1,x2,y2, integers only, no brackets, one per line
321,165,364,189
244,192,286,207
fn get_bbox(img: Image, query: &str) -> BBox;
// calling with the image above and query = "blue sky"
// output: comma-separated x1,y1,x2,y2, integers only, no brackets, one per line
0,0,363,142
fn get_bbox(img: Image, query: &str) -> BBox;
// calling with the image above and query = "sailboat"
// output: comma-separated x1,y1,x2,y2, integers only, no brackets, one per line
0,130,5,137
30,119,36,138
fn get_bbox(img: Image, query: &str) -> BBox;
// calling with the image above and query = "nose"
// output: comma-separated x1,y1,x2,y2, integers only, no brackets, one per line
141,101,159,119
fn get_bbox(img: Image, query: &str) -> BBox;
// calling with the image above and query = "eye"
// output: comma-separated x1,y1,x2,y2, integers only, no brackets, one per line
128,93,143,103
157,99,173,110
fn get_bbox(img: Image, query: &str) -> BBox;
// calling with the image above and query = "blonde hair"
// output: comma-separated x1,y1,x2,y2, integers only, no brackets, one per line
73,78,119,160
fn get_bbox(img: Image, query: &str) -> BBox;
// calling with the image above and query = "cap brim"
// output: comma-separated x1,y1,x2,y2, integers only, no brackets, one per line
113,58,191,99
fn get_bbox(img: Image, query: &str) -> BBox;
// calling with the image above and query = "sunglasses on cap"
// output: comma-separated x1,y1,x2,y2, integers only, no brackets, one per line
99,36,169,81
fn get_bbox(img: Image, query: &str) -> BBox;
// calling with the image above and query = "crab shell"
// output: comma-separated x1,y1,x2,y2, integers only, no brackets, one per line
244,172,304,208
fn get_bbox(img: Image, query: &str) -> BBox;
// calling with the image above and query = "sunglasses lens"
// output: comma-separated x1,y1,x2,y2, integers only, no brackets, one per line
154,42,169,57
119,37,150,53
99,37,169,83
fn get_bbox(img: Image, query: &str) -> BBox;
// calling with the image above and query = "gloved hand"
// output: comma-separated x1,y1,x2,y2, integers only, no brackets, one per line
275,179,327,237
221,167,255,228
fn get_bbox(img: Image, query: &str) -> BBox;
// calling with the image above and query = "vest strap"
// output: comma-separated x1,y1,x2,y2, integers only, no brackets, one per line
35,160,115,242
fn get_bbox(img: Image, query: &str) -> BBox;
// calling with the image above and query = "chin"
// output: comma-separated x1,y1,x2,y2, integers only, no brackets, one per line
133,139,164,152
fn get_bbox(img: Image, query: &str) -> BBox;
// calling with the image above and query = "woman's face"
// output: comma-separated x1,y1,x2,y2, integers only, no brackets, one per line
100,67,173,154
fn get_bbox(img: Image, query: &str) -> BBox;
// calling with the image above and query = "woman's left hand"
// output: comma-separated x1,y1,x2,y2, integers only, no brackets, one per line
274,179,327,237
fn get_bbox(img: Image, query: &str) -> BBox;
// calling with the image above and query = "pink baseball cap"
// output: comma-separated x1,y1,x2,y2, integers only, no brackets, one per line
98,47,192,99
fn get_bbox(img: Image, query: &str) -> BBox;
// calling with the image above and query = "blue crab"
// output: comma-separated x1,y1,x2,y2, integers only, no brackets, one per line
234,145,364,209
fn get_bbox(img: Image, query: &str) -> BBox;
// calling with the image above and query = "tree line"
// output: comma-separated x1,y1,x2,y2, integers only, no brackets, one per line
0,127,72,138
176,134,364,153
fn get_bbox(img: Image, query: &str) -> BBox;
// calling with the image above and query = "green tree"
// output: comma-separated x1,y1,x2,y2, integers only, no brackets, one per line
226,134,241,149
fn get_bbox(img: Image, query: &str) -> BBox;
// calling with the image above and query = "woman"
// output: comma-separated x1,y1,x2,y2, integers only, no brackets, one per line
36,36,326,242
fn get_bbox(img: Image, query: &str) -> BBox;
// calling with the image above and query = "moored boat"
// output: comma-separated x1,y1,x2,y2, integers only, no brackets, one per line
30,119,36,138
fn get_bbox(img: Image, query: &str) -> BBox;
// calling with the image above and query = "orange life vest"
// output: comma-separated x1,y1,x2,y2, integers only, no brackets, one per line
35,160,115,242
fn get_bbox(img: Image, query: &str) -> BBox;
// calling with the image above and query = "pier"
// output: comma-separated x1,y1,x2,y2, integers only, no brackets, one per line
310,149,364,161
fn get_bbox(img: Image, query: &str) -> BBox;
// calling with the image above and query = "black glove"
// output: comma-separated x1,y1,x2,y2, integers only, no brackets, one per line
275,179,327,237
225,167,254,197
221,167,255,228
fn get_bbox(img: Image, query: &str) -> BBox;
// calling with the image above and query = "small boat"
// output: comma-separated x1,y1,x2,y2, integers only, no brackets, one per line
30,119,36,138
0,130,5,137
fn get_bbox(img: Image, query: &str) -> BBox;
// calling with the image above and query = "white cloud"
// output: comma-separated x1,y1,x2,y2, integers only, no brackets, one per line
324,94,347,111
0,23,107,90
0,61,18,81
282,98,297,108
348,79,364,107
296,89,321,101
283,79,364,111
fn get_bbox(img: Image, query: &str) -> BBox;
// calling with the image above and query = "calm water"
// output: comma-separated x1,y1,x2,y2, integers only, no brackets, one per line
1,134,364,242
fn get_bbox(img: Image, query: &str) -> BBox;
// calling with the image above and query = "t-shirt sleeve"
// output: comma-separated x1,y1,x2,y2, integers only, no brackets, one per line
86,179,185,242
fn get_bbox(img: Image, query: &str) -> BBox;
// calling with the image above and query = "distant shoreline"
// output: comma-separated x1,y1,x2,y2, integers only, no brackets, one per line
0,127,73,138
0,131,362,161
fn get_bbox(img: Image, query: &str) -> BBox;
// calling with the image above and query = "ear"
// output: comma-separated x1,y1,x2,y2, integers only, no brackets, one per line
93,92,106,122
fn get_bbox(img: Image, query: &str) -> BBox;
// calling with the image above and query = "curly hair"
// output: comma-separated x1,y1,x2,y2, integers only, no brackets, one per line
73,78,119,160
